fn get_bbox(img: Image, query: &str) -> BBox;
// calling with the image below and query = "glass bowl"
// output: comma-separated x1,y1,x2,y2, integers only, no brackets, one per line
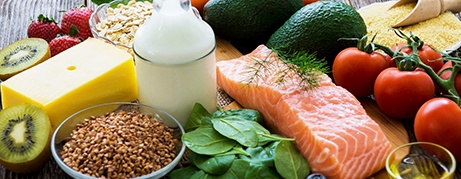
89,0,152,55
385,142,456,179
51,102,185,179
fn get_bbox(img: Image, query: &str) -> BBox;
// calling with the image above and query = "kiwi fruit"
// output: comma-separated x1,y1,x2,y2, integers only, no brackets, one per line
0,38,51,80
0,103,52,173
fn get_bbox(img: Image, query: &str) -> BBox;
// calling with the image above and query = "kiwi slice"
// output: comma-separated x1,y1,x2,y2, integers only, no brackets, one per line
0,38,51,80
0,103,51,173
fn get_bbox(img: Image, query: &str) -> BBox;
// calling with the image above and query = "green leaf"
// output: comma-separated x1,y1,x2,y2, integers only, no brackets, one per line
274,140,310,179
189,152,235,175
91,0,111,5
252,122,271,135
216,144,250,156
168,166,200,179
185,103,212,132
258,133,294,146
239,146,275,168
220,159,281,179
182,126,236,155
211,116,258,148
190,170,221,179
212,108,264,124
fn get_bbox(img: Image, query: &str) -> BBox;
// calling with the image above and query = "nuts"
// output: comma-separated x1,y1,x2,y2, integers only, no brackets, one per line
61,109,178,178
95,0,153,48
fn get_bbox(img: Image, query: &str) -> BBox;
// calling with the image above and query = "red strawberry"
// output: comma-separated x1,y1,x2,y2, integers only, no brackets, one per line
49,26,82,56
61,5,93,40
27,14,62,42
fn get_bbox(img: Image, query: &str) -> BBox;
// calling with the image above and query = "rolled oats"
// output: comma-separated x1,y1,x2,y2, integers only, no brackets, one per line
95,0,153,48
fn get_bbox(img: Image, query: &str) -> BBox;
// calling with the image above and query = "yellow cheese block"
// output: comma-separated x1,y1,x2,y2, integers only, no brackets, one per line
1,38,138,129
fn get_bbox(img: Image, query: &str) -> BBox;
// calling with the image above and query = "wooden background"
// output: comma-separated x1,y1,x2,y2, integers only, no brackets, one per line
0,0,460,178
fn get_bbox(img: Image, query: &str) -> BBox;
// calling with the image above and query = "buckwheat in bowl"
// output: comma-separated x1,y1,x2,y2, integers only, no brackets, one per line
51,102,185,179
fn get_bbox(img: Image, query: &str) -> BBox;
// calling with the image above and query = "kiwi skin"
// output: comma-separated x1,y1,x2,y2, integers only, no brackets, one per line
0,103,52,174
0,38,51,81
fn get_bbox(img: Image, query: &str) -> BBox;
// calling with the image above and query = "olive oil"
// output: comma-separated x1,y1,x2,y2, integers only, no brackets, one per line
389,153,450,179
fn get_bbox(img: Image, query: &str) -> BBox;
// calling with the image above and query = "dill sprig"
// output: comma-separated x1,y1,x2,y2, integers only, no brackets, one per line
247,49,329,91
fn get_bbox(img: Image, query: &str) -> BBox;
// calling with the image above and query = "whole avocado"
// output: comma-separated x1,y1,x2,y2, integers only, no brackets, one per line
266,1,367,66
203,0,304,49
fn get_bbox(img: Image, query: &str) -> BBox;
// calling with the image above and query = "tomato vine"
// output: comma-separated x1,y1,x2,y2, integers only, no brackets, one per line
375,29,461,107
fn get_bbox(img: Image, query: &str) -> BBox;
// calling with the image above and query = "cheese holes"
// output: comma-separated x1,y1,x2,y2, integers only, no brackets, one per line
67,66,76,71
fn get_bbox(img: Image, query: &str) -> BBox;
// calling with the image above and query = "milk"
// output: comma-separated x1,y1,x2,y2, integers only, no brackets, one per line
133,0,216,126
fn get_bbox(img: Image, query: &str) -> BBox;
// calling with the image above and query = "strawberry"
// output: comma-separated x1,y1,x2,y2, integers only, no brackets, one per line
27,14,62,42
61,5,93,40
49,26,82,56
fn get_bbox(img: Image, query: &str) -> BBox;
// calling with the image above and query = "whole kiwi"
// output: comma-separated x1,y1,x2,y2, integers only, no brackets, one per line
0,103,52,173
0,38,51,80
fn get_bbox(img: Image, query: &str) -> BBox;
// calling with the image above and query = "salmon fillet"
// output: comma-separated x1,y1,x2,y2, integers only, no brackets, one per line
216,45,394,179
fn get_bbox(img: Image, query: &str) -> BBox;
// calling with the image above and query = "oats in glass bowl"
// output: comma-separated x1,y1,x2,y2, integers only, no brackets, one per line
89,0,153,55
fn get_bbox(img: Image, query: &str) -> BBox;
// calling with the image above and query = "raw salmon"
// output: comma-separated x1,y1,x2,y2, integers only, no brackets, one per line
216,45,394,179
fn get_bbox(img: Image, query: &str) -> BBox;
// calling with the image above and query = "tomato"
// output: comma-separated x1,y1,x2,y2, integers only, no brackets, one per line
303,0,318,5
374,67,435,119
393,43,443,72
385,53,396,68
191,0,209,14
332,47,388,97
414,97,461,161
437,60,461,95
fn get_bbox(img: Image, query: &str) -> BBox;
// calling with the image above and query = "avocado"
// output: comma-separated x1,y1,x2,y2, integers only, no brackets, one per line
267,1,367,66
203,0,304,51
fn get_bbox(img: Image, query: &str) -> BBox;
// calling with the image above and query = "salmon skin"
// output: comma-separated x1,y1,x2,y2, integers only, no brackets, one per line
216,45,394,179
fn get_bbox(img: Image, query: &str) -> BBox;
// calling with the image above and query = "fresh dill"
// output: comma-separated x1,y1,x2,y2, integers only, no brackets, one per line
247,49,329,91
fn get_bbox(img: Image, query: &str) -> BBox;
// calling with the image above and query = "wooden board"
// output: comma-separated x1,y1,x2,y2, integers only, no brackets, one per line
215,38,408,178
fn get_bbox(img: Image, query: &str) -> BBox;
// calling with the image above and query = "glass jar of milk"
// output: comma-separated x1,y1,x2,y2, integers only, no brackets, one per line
133,0,216,127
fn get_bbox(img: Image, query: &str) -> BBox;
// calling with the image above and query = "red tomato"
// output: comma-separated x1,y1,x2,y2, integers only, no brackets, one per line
191,0,209,14
385,53,396,68
303,0,318,5
437,60,461,95
414,97,461,161
332,47,388,97
393,43,443,72
374,67,435,119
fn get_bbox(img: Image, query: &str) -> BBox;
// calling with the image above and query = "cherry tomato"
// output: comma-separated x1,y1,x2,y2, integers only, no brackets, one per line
332,47,388,97
303,0,318,5
414,97,461,161
393,43,443,72
385,53,396,68
437,60,461,95
374,67,435,119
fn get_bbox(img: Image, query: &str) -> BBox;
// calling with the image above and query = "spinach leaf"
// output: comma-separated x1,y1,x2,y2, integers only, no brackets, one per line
274,140,310,179
211,116,258,147
190,170,222,179
244,163,281,179
189,152,235,175
185,103,213,132
182,126,236,155
239,146,275,168
220,159,281,179
168,166,200,179
252,122,271,135
216,144,250,156
212,108,264,124
258,133,294,146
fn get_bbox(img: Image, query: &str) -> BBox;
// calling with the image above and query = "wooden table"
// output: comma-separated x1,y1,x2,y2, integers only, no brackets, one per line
0,0,460,178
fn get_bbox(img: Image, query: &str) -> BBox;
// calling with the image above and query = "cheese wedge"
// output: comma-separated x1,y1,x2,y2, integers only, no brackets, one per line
1,38,138,129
